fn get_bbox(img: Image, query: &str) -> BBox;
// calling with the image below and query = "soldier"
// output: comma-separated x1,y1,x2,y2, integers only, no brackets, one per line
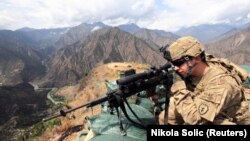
159,36,250,125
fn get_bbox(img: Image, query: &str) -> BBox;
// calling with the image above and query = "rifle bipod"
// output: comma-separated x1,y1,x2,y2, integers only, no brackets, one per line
106,92,146,136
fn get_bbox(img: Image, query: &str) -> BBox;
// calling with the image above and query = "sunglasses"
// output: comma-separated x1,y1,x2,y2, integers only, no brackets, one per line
172,56,192,67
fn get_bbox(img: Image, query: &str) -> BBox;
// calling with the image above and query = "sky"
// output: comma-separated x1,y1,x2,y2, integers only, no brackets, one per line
0,0,250,32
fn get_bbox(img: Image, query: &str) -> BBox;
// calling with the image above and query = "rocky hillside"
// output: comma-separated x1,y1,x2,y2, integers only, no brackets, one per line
0,30,46,86
134,28,178,47
16,27,68,49
39,27,167,87
55,22,109,49
0,83,48,141
205,27,250,65
118,23,141,34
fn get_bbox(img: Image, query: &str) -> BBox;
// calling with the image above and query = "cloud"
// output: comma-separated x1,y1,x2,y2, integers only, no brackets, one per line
148,0,250,31
0,0,249,31
0,0,156,30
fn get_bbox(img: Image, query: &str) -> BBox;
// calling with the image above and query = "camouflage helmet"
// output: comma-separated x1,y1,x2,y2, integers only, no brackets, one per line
166,36,204,61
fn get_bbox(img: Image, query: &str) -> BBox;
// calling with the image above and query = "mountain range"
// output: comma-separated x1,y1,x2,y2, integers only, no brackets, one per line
0,21,250,87
0,30,46,86
1,21,250,141
39,27,168,87
205,27,250,65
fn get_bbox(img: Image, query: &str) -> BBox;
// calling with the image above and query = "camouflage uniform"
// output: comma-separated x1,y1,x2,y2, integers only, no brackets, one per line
160,36,250,125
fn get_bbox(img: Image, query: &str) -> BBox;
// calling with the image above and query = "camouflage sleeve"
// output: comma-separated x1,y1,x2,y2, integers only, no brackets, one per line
171,77,239,124
195,76,242,122
171,81,204,124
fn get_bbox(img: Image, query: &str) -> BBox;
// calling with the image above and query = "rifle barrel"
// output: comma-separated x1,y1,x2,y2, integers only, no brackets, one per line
43,95,110,122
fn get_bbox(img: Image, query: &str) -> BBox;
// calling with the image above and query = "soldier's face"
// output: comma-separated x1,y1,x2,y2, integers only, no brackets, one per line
174,61,190,77
173,58,198,78
174,56,203,78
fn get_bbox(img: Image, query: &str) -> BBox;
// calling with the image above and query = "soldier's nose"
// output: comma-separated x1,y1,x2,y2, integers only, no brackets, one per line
174,66,179,71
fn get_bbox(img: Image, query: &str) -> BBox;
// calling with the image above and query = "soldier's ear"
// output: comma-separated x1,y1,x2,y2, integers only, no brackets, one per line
193,55,202,62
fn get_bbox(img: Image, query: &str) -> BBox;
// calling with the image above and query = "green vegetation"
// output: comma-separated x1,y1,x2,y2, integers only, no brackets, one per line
0,114,61,141
13,88,67,141
23,118,61,141
16,115,41,128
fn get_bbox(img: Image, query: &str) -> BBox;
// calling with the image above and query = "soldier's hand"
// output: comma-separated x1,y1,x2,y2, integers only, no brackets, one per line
168,71,187,96
172,71,183,83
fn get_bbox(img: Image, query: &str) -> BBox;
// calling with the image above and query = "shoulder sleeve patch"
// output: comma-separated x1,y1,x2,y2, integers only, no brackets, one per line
198,103,209,115
195,98,217,122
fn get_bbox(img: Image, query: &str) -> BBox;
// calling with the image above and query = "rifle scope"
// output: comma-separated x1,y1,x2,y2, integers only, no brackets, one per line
116,63,172,86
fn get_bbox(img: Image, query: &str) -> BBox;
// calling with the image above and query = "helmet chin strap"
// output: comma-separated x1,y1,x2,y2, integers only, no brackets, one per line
183,57,196,78
180,61,192,78
185,61,193,77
